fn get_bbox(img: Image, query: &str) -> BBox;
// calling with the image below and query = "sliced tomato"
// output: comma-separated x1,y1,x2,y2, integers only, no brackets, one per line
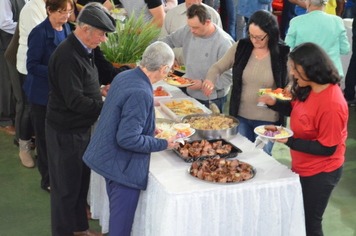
273,88,283,94
176,77,186,84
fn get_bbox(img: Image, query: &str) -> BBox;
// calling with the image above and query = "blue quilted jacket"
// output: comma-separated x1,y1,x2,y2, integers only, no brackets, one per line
83,67,168,190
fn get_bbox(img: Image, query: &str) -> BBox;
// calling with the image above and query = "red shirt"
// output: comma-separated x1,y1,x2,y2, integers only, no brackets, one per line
290,84,348,177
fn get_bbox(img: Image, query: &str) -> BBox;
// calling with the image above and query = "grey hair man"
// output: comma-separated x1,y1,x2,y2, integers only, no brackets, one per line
83,41,178,236
46,2,123,236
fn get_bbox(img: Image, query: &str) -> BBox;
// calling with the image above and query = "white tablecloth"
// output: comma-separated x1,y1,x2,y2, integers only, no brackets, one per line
89,81,306,235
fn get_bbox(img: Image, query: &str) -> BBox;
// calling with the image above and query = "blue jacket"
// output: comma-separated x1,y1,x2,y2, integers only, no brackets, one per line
83,67,168,190
24,17,71,106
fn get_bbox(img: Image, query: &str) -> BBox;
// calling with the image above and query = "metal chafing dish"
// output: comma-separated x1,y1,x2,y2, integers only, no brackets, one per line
180,114,239,140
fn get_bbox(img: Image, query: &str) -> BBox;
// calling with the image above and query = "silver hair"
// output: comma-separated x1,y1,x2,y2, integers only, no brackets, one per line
140,42,175,72
76,2,110,28
307,0,328,7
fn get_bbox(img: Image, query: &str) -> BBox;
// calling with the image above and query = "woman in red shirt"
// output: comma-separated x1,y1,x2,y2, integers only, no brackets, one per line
259,42,348,236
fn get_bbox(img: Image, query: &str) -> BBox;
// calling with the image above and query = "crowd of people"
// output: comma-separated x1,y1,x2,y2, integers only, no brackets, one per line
0,0,354,235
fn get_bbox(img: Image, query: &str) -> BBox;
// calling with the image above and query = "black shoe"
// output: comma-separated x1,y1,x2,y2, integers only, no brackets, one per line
346,99,356,107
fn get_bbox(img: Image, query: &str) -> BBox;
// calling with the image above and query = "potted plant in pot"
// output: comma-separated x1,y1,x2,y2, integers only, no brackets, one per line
101,8,161,68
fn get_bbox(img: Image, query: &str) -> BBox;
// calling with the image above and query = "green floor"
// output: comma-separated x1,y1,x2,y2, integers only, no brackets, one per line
1,110,356,235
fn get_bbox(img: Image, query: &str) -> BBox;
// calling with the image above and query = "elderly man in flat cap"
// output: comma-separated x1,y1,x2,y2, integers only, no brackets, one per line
46,2,123,236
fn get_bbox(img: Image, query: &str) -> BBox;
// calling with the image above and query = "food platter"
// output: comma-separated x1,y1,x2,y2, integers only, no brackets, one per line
254,125,293,140
153,86,172,106
163,77,195,88
172,139,242,163
187,157,256,184
258,88,292,100
159,98,211,122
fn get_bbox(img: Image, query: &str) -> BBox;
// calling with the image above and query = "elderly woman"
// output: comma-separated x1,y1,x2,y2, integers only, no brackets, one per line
83,41,179,236
285,0,350,78
23,0,73,192
203,10,290,155
259,42,347,236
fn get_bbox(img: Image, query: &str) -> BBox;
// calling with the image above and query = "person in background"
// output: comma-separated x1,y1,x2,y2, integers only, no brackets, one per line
237,0,272,26
202,10,290,155
280,0,296,40
285,0,350,78
159,0,222,66
259,42,347,236
23,0,73,193
343,0,354,18
161,4,234,112
220,0,236,40
0,0,27,136
46,3,123,235
120,0,165,28
16,0,47,168
83,41,179,236
163,0,178,12
343,2,356,105
234,0,246,41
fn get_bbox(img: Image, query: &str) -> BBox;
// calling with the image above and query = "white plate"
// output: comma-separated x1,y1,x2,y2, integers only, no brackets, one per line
254,125,293,140
163,77,195,88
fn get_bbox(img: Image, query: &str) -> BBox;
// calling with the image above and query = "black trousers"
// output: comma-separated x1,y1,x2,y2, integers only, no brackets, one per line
46,123,91,236
344,10,356,101
300,165,343,236
30,103,49,189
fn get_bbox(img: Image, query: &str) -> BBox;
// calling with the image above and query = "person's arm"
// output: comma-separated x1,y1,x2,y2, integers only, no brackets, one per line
268,98,293,116
0,0,17,34
160,25,186,49
116,92,175,152
164,0,177,12
145,0,165,28
26,28,48,79
339,19,351,55
284,19,297,50
93,47,131,85
288,0,307,9
285,138,337,156
202,42,237,96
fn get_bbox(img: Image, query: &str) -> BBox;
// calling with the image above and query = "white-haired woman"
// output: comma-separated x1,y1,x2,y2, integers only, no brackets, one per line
83,42,179,236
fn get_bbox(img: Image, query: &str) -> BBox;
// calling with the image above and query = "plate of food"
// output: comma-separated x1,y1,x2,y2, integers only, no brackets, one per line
254,125,293,140
188,156,255,183
173,65,186,74
153,86,172,106
258,88,292,100
163,74,195,88
173,139,242,163
155,122,195,140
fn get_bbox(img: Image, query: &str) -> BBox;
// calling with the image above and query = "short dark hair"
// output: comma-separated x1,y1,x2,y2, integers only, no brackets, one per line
186,4,211,25
248,10,281,55
46,0,74,15
289,42,340,101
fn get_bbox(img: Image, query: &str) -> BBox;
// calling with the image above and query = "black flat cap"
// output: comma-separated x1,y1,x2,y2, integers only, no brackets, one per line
78,5,116,32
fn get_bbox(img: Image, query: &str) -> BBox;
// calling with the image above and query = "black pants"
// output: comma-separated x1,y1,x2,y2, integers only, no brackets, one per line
18,73,33,140
300,165,343,236
30,103,49,189
46,123,91,236
344,12,356,101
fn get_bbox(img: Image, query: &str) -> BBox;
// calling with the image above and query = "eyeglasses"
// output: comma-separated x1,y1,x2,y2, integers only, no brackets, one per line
248,33,268,41
57,9,73,15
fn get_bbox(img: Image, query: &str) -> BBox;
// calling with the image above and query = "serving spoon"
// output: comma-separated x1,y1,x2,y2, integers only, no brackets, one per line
209,98,220,116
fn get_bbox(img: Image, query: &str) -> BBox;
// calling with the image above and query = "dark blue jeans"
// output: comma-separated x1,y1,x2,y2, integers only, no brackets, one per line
300,165,343,236
195,94,228,114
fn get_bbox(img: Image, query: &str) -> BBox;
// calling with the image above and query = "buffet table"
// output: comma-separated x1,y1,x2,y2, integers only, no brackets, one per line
89,81,306,235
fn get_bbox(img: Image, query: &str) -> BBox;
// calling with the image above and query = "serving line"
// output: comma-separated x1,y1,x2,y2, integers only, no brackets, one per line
89,81,305,235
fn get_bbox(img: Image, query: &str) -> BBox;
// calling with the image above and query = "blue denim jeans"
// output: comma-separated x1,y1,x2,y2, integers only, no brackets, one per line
195,94,228,114
237,116,278,155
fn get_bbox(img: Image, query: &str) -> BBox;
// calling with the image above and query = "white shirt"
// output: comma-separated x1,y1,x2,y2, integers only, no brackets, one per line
0,0,28,34
16,0,47,74
159,3,222,65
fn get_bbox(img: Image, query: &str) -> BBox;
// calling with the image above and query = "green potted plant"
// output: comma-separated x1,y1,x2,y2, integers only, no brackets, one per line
101,8,161,68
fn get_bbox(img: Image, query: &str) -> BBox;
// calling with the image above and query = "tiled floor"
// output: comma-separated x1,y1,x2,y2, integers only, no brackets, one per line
0,109,355,235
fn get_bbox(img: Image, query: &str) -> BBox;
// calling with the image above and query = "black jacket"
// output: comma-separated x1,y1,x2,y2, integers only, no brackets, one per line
230,38,290,126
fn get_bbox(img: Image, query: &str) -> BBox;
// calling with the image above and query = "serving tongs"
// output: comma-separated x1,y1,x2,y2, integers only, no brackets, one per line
209,97,220,116
173,137,190,145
